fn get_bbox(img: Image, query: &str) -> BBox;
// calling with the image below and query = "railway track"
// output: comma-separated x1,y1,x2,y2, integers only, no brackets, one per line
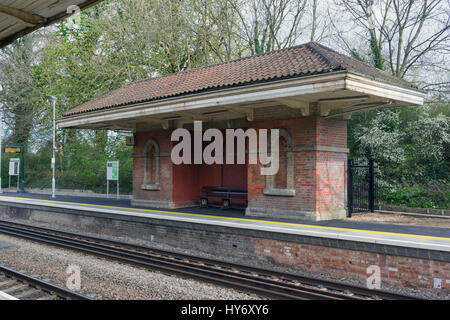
0,264,89,300
0,220,418,300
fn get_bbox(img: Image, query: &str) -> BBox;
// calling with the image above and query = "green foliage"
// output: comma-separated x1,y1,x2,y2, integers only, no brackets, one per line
369,34,383,71
0,34,45,147
350,102,449,184
0,134,133,194
379,185,449,210
349,102,449,208
58,132,133,193
253,20,271,54
348,35,449,210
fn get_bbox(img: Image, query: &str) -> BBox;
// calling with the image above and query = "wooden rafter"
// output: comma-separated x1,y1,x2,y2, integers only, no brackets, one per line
0,4,46,27
103,121,136,132
274,98,310,117
174,111,211,122
324,99,394,119
141,117,169,130
318,96,371,117
0,1,105,49
224,106,254,121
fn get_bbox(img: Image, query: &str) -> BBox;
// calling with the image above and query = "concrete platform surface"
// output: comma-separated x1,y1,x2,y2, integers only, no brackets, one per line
0,241,13,249
0,290,18,300
0,192,449,252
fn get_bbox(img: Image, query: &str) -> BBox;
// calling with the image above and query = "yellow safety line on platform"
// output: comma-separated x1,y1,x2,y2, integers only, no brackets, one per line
1,195,450,242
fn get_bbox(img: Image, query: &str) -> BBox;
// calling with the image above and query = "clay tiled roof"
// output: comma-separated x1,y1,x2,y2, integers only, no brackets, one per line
63,42,416,117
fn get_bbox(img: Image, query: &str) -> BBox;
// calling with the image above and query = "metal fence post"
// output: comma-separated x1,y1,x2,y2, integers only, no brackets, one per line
20,145,24,192
347,159,353,217
368,159,374,212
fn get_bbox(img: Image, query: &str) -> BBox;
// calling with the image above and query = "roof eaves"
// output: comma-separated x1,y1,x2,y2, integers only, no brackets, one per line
62,68,347,117
345,70,420,91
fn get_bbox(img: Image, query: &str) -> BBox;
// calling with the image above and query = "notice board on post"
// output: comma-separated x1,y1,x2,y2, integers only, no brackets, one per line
9,158,20,190
9,158,20,176
107,161,119,199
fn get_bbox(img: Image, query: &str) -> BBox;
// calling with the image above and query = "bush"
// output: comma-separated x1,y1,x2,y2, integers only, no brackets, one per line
378,184,449,209
1,133,134,195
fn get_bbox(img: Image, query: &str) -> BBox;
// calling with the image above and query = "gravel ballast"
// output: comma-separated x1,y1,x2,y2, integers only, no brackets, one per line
0,234,263,300
0,223,446,300
348,212,450,228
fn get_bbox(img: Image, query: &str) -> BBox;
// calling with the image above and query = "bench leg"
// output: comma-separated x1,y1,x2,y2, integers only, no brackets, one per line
222,198,230,209
200,197,208,208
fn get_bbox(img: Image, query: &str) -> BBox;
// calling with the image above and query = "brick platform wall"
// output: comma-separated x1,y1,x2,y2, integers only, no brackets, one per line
252,237,450,295
1,205,447,298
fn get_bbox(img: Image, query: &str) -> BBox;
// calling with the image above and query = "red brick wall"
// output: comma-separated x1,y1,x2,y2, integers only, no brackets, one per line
172,163,199,206
275,136,287,188
315,151,347,212
133,131,173,204
252,237,450,295
314,118,347,215
247,116,348,220
135,129,248,208
315,117,347,147
133,116,348,217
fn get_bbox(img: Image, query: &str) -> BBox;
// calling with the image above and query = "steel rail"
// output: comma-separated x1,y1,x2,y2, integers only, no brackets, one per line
0,265,89,300
0,220,418,300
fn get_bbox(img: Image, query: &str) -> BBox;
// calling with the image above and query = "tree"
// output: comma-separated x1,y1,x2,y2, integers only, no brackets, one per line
189,0,246,62
27,0,247,191
0,33,45,147
309,0,333,42
332,0,449,209
335,0,449,86
228,0,307,54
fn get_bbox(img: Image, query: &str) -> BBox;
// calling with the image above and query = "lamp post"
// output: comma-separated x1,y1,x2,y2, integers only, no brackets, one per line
0,108,2,194
46,95,57,198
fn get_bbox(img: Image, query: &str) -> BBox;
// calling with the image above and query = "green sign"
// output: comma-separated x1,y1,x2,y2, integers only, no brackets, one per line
107,161,119,181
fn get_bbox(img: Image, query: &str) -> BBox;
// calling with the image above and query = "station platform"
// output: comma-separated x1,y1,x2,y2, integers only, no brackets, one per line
1,192,449,296
0,291,18,301
0,192,448,255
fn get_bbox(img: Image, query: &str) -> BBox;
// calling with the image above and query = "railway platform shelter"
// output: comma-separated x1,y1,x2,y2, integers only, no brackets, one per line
57,43,424,221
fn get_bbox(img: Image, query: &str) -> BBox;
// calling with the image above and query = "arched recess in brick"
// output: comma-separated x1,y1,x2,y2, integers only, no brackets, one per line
142,138,160,190
264,128,295,196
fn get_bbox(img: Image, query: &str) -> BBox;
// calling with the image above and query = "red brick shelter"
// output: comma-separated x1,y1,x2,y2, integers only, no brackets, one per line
58,43,424,221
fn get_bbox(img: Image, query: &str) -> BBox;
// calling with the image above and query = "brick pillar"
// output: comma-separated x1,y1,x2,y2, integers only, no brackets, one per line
131,130,175,209
246,116,348,221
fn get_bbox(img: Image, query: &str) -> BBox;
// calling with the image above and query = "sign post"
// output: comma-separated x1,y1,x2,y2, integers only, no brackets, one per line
107,161,119,199
4,145,24,192
45,94,58,198
0,112,2,193
9,158,20,191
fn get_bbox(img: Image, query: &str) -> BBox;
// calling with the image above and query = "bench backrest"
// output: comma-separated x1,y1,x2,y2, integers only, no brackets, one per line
202,186,247,194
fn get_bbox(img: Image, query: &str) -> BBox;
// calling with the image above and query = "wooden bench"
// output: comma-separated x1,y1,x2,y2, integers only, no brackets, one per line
200,186,248,209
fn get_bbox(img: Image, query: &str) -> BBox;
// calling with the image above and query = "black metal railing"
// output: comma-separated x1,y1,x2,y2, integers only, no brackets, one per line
348,159,377,217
